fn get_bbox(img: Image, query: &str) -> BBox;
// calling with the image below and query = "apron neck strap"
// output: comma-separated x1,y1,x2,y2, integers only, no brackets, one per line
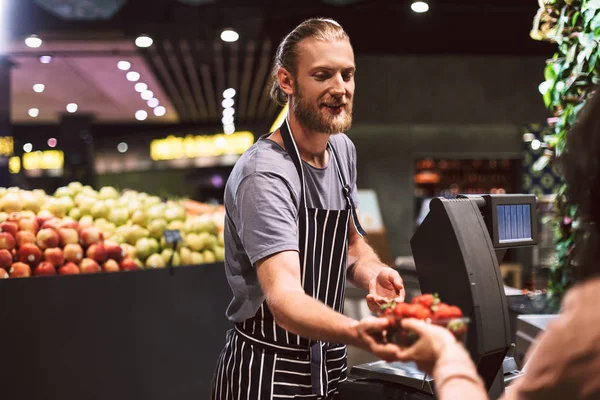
280,117,307,209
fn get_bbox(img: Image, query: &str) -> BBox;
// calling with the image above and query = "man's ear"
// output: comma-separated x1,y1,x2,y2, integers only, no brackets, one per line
277,67,295,96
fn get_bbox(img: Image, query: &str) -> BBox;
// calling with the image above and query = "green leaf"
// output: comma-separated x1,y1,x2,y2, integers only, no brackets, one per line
545,62,558,81
566,43,578,64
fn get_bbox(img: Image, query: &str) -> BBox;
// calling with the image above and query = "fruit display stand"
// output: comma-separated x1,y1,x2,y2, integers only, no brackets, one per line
0,262,232,400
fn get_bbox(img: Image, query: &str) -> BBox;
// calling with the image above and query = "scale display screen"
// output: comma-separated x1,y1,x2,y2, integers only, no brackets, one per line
496,204,532,243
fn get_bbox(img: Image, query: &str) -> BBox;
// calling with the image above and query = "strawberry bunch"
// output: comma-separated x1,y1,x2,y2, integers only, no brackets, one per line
378,293,468,346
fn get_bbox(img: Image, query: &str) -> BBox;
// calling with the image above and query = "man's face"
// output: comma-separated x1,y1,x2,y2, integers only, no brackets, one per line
290,38,355,135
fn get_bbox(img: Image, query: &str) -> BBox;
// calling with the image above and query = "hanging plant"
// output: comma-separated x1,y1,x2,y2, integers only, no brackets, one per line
531,0,600,297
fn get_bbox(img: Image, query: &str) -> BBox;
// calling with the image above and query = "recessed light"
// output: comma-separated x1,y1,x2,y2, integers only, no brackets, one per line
221,115,234,125
47,138,57,148
25,35,42,48
222,107,235,117
117,61,131,71
411,1,429,13
222,98,234,108
134,82,147,92
153,106,166,116
141,90,154,100
224,124,235,134
33,84,45,93
39,56,52,64
147,98,159,108
135,110,148,121
23,143,33,152
28,108,39,118
220,29,239,43
117,142,128,153
126,71,140,82
223,88,236,98
66,103,78,113
135,35,153,48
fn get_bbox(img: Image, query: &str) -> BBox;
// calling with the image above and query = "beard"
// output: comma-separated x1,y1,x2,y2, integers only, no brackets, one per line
291,83,353,135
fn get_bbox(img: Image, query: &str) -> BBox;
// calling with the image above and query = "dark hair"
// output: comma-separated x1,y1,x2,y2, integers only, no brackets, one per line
269,18,350,106
562,87,600,281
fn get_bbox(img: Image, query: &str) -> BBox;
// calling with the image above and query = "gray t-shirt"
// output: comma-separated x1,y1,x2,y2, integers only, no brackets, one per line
223,133,359,322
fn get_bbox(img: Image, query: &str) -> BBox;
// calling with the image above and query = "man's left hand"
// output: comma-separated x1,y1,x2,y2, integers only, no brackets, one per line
366,266,405,312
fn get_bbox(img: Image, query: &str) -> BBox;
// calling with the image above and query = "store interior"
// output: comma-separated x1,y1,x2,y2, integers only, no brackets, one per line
0,0,580,399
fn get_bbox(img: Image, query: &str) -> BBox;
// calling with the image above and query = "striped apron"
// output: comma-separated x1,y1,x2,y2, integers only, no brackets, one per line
211,118,366,400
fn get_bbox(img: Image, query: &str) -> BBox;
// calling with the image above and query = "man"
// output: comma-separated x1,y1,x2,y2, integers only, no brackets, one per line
212,18,405,400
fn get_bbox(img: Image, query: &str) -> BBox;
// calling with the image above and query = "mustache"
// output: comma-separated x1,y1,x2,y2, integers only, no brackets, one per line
321,101,348,107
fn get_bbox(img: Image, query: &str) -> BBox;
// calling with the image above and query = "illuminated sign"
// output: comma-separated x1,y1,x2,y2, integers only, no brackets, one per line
0,136,14,156
8,156,20,174
22,150,64,171
150,131,254,161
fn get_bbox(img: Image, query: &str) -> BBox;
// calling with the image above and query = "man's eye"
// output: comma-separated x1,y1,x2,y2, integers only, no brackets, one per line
343,72,354,81
315,73,329,81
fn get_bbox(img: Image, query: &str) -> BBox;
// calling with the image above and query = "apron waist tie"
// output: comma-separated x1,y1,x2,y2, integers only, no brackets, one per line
234,325,330,397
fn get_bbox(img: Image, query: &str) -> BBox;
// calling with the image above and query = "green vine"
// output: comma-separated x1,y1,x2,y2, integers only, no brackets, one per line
531,0,600,297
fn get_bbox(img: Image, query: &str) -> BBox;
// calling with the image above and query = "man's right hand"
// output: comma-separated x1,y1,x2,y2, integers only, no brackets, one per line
351,316,404,362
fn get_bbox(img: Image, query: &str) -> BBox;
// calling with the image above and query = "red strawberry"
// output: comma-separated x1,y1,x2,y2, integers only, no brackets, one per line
393,302,409,317
404,304,432,320
411,293,439,308
433,304,463,320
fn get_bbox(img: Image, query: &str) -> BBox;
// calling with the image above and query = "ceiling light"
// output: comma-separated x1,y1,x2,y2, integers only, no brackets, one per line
33,84,45,93
39,56,52,64
147,98,159,108
66,103,78,113
221,115,234,125
153,106,166,116
135,110,148,121
222,98,234,108
135,35,153,48
25,35,42,48
223,88,236,98
224,124,235,134
531,139,541,150
222,107,235,117
134,82,147,92
47,138,57,148
220,29,239,43
28,108,39,118
117,142,128,153
126,71,140,82
117,60,131,71
141,90,154,100
411,1,429,13
23,143,32,153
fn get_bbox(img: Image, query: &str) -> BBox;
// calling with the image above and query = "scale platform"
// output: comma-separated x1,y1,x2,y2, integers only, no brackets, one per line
349,361,435,394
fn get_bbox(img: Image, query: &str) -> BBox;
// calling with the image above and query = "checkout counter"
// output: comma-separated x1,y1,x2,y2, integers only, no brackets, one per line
340,194,540,400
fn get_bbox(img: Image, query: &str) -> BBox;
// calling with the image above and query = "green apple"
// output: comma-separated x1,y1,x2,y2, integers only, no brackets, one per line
218,231,224,246
135,237,160,261
91,201,110,219
191,251,205,265
186,233,203,252
146,204,165,221
54,186,73,198
179,247,192,265
145,253,166,269
148,218,167,239
67,181,83,194
99,186,119,200
164,205,186,222
143,196,162,209
160,248,181,266
130,210,147,226
45,197,67,217
214,246,224,262
58,196,75,212
167,220,184,231
121,243,136,259
109,208,129,226
202,250,216,264
68,207,82,220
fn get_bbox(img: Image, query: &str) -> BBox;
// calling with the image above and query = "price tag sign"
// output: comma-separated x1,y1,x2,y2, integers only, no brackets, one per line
163,229,183,245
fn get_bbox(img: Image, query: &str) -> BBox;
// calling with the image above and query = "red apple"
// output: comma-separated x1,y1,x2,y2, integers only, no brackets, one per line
58,228,79,247
16,231,36,248
102,259,120,273
64,243,84,263
44,247,64,267
36,210,55,226
104,240,124,262
9,262,31,278
0,221,18,237
34,261,56,276
6,212,21,223
58,262,80,275
86,243,107,263
80,227,103,248
120,257,139,271
36,228,60,250
60,217,79,230
0,232,15,250
17,243,42,266
18,218,39,234
0,249,12,269
41,218,62,232
79,258,100,274
0,268,8,279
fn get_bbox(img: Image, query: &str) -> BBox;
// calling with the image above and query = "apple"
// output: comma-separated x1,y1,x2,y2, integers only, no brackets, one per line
20,210,36,219
102,259,120,272
7,212,21,223
86,243,107,263
18,218,39,234
135,237,159,261
179,247,192,265
0,212,7,223
0,232,16,250
191,251,204,265
0,269,8,279
214,246,224,262
21,191,41,213
36,228,60,250
68,207,82,221
108,208,129,226
120,243,136,259
99,186,119,200
130,210,147,226
78,215,94,229
34,261,56,276
80,227,103,247
58,262,80,275
0,221,18,237
145,253,166,269
161,248,181,266
36,210,55,226
54,186,73,198
58,228,79,246
119,257,139,271
0,249,12,269
60,217,79,230
63,244,84,263
104,240,124,262
91,201,110,219
41,218,62,232
44,247,64,267
9,262,31,278
79,258,101,274
18,243,42,266
147,219,167,239
45,197,68,218
16,231,36,248
2,192,23,213
203,250,216,264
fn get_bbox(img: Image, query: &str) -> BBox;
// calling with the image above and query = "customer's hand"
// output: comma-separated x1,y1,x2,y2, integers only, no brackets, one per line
366,266,405,312
352,316,404,362
395,318,458,374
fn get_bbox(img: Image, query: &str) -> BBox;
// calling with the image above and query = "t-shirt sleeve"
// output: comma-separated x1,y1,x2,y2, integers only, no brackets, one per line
346,137,360,208
234,172,299,265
